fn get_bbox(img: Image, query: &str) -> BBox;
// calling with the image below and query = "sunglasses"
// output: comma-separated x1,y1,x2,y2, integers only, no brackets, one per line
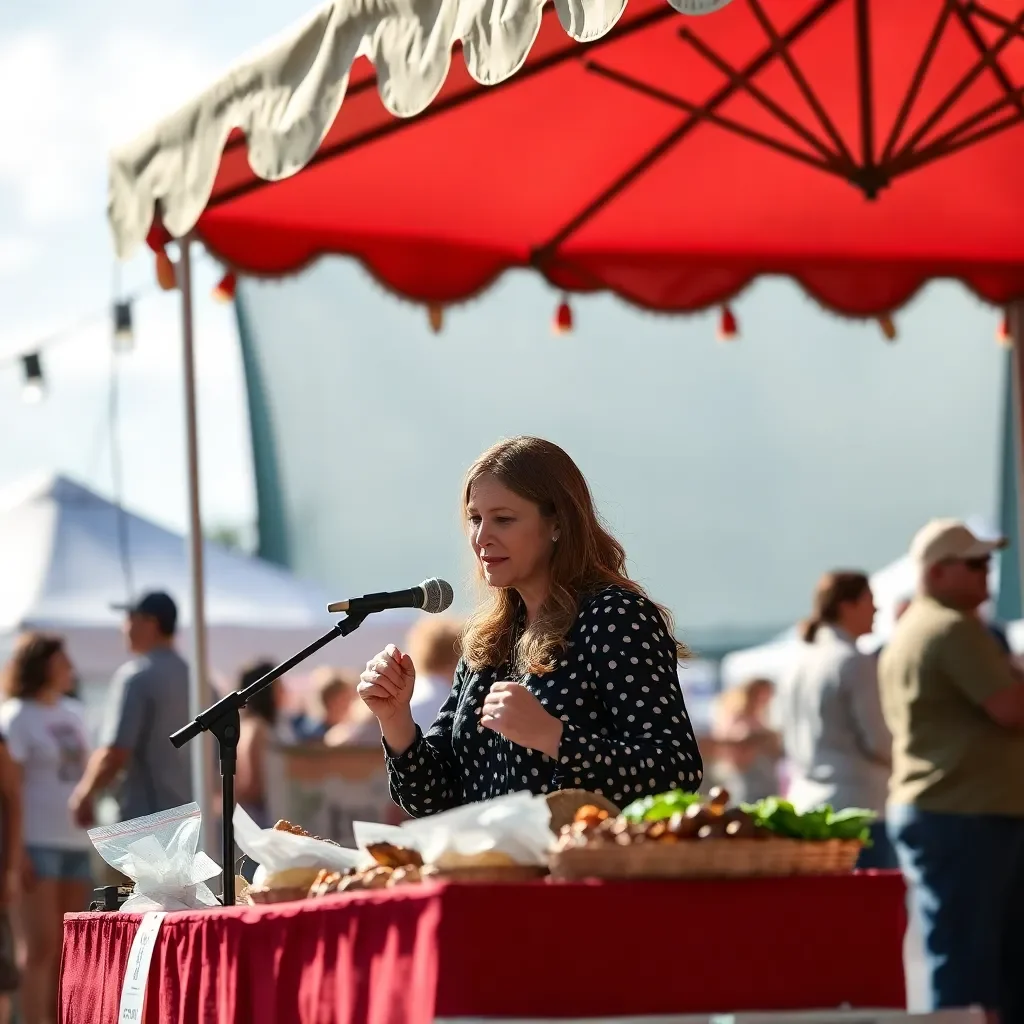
961,557,991,573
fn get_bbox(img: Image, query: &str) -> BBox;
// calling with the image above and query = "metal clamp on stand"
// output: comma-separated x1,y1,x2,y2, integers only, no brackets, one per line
169,613,368,906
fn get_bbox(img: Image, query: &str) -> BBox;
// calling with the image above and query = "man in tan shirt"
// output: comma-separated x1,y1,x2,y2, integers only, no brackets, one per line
879,520,1024,1022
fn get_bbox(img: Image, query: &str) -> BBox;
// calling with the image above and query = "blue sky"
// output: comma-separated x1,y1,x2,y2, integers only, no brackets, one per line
0,0,324,534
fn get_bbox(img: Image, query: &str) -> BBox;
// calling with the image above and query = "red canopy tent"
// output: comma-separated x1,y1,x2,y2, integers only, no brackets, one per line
113,0,1024,318
108,0,1024,829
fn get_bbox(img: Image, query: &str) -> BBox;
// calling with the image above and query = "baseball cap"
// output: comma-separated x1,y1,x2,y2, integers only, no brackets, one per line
909,519,1007,570
111,591,178,635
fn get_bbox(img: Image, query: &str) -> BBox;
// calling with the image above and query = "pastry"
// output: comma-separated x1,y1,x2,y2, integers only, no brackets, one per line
271,819,341,846
388,865,422,887
434,849,519,870
366,843,423,869
263,867,323,891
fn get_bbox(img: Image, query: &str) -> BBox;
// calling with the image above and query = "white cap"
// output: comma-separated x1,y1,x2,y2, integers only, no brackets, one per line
909,518,1007,570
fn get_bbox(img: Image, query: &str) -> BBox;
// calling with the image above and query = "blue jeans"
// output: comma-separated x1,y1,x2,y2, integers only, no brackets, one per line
26,846,93,882
888,805,1024,1018
856,820,899,870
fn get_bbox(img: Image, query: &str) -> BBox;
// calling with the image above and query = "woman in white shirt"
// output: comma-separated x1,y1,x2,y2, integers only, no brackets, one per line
0,633,92,1024
776,571,895,869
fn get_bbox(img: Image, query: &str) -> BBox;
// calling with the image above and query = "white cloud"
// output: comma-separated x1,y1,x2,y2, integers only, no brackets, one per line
0,234,38,276
0,26,215,227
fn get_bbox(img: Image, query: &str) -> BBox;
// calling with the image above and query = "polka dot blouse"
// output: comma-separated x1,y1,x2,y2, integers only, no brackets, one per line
386,585,704,816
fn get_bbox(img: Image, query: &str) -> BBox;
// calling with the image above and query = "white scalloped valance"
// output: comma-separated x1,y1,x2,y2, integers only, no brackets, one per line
107,0,733,259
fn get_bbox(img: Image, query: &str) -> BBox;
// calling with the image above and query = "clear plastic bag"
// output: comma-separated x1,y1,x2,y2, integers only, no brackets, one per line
398,790,553,866
88,802,221,912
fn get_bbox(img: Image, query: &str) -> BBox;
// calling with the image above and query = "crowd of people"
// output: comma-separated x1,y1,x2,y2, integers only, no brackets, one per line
706,518,1024,1024
0,456,1020,1024
0,591,462,1024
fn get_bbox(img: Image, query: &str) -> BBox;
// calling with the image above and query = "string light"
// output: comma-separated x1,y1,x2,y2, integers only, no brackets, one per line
2,249,224,381
21,353,44,404
113,301,134,351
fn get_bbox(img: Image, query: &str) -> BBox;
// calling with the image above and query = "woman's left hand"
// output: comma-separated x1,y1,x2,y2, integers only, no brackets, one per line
481,682,563,759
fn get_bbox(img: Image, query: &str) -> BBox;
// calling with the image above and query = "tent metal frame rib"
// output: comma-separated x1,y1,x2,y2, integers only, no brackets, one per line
204,0,1024,258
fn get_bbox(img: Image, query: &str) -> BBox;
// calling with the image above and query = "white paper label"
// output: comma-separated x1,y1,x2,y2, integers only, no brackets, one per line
117,912,167,1024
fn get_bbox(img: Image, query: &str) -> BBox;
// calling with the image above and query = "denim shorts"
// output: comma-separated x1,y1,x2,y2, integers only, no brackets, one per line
26,845,93,882
888,805,1024,1017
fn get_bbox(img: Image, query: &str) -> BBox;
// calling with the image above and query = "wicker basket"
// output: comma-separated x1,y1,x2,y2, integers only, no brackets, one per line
423,864,549,883
549,837,862,881
545,790,622,835
789,838,863,874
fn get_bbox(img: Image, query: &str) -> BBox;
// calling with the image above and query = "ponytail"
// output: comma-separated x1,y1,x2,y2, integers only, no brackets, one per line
799,617,822,644
801,570,870,644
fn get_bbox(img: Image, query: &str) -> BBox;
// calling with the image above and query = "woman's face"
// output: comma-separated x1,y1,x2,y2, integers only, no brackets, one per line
47,648,75,694
845,587,877,639
467,475,556,592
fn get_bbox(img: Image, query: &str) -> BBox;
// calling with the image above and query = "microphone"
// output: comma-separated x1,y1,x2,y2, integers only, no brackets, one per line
327,578,454,616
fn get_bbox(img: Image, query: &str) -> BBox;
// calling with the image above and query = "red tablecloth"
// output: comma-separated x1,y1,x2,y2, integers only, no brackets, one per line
61,874,906,1024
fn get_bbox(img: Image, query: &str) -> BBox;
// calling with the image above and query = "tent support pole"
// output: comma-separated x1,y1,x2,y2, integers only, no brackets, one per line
1010,300,1024,608
179,235,213,857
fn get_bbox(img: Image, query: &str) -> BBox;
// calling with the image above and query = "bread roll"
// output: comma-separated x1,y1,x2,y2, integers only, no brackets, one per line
433,849,519,869
264,867,323,891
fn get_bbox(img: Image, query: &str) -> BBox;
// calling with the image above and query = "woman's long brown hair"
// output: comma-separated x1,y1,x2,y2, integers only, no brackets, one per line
460,436,688,674
2,632,64,700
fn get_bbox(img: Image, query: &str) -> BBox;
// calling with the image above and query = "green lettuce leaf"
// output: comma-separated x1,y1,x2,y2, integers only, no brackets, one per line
825,807,877,842
621,789,702,822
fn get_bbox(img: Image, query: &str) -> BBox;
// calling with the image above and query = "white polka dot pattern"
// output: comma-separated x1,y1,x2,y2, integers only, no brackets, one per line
384,585,703,816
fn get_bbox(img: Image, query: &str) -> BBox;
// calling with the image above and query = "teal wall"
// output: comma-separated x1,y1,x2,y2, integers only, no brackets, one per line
236,291,289,568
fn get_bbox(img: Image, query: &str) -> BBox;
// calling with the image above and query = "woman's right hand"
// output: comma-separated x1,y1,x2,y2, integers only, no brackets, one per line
359,645,416,724
359,646,417,754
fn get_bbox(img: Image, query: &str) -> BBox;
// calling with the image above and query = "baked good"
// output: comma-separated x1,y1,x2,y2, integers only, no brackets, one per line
434,849,519,870
367,843,423,869
263,867,323,891
308,870,347,897
546,790,621,834
388,865,422,886
271,819,341,846
337,865,394,891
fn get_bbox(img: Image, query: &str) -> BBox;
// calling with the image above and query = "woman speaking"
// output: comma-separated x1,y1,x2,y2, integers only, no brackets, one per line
358,436,702,816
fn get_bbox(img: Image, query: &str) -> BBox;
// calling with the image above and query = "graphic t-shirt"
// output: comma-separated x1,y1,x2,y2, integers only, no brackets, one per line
0,697,91,849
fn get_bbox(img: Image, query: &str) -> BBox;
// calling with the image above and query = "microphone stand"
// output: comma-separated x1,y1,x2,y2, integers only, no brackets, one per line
170,613,368,906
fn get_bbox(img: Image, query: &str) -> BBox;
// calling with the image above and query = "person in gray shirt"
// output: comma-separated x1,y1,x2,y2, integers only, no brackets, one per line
69,592,192,826
776,570,895,869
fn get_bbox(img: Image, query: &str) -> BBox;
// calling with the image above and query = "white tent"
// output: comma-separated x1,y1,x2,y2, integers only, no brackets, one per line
0,473,419,698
